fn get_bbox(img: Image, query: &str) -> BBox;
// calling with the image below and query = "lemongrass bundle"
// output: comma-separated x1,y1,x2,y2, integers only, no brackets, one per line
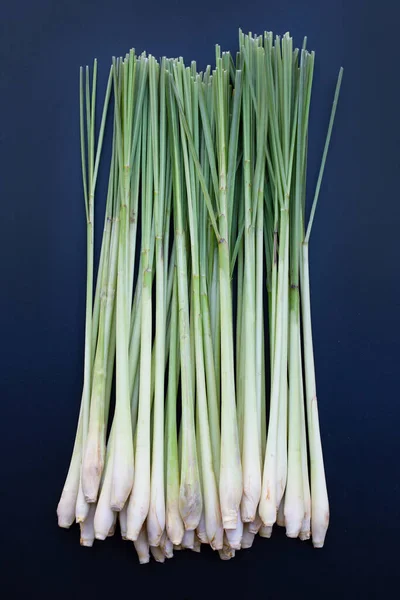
57,29,342,563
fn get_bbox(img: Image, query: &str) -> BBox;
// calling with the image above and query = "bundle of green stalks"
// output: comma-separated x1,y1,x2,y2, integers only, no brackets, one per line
57,29,342,562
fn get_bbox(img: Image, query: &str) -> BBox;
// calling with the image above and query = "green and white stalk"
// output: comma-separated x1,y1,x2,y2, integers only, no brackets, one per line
214,51,243,528
300,67,343,547
127,79,155,537
166,64,202,531
58,61,112,526
147,56,167,547
285,49,313,538
110,55,137,510
240,41,266,523
82,114,117,503
175,62,223,549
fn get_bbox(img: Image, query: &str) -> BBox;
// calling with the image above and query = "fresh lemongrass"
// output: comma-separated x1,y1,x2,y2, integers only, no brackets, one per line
285,48,314,538
189,51,243,530
300,68,343,547
260,32,294,528
198,72,221,479
214,51,242,529
110,55,137,511
58,60,112,527
240,38,265,522
127,68,155,538
166,63,202,531
174,60,223,550
82,116,117,503
59,29,343,561
147,56,168,546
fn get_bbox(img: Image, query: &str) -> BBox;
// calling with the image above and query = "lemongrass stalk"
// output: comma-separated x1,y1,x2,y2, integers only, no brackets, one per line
198,77,221,478
75,61,97,522
82,141,116,501
111,57,137,510
128,85,154,537
260,32,295,527
165,272,185,545
300,68,343,548
148,56,167,546
79,502,96,547
297,301,311,542
285,49,313,539
241,524,255,549
301,244,329,546
175,63,222,550
134,525,150,564
76,60,113,523
82,249,110,503
166,66,202,531
215,51,242,529
240,49,262,522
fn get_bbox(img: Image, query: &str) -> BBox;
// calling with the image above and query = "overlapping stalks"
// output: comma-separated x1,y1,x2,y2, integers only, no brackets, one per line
57,30,342,561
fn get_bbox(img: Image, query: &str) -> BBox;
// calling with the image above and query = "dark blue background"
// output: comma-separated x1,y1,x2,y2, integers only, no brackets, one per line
1,0,398,597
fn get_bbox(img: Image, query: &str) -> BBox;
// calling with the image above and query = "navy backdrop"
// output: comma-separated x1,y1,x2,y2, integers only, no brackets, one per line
1,0,399,597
